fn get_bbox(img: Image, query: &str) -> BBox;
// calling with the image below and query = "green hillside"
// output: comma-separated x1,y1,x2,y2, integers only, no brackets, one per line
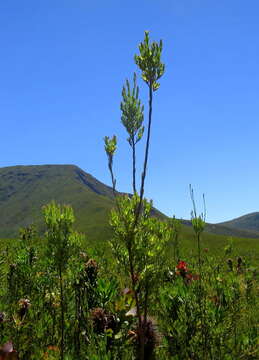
0,164,115,240
0,164,258,263
218,212,259,233
182,219,259,239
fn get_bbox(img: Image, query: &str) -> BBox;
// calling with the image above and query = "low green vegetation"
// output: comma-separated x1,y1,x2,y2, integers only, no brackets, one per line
0,32,258,360
1,207,258,360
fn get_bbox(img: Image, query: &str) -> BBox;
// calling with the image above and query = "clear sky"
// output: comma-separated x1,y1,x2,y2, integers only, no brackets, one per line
1,0,259,223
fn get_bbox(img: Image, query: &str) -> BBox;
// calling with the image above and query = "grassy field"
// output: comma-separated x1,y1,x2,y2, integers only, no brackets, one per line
0,201,258,359
1,216,259,266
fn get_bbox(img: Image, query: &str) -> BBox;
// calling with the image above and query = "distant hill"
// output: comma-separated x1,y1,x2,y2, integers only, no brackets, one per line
0,165,259,242
0,164,165,240
0,165,115,239
218,212,259,234
181,219,259,239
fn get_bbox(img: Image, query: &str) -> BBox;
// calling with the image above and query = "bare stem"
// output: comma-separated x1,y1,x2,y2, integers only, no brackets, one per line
135,83,153,224
108,162,116,196
132,141,137,194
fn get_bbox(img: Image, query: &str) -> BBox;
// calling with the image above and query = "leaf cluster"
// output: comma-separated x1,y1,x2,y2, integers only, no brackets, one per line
134,31,165,91
109,194,171,292
121,73,144,147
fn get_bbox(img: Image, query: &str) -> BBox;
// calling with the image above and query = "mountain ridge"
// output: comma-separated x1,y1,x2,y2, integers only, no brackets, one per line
218,212,259,233
0,164,115,238
0,164,259,240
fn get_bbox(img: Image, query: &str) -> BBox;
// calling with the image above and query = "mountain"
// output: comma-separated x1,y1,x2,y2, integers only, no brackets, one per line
0,165,259,243
218,212,259,234
181,219,259,239
0,164,116,239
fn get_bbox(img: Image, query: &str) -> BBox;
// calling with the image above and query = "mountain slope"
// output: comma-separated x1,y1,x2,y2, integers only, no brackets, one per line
0,164,115,239
0,165,259,243
218,212,259,233
181,219,259,239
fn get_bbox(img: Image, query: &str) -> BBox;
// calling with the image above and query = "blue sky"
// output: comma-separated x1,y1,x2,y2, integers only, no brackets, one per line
1,0,259,223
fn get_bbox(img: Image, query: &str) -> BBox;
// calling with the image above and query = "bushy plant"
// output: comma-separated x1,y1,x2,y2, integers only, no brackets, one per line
104,31,167,360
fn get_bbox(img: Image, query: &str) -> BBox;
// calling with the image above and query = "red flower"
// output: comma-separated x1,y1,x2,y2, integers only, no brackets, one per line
175,261,200,284
176,261,188,273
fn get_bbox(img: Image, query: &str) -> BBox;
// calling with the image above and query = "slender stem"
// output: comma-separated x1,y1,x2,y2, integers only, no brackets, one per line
0,323,4,348
107,152,142,339
135,83,153,224
107,160,144,358
198,233,201,272
128,237,144,360
131,83,153,359
132,140,137,193
108,162,116,196
108,159,126,226
143,282,149,325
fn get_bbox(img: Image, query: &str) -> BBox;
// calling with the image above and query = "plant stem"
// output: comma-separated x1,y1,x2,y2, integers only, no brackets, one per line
143,282,149,325
108,162,116,196
136,83,153,223
132,82,153,358
128,236,144,360
132,140,137,193
197,233,201,272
